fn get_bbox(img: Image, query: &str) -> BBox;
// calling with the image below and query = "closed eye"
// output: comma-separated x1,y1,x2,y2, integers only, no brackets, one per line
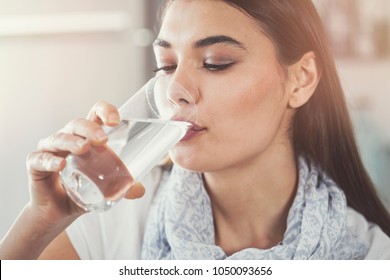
153,65,177,74
153,62,235,74
203,62,235,72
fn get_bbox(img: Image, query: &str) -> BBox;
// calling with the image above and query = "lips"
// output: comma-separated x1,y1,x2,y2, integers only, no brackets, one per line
180,123,206,141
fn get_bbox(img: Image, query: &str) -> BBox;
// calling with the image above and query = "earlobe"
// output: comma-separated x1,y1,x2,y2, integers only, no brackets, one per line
288,51,320,108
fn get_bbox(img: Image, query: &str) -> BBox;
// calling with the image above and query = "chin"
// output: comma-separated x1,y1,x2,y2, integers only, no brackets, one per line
169,148,206,172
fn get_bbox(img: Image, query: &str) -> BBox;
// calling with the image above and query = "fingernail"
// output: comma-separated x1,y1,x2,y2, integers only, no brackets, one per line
51,158,63,169
128,182,145,199
108,112,120,125
95,130,107,142
133,182,144,189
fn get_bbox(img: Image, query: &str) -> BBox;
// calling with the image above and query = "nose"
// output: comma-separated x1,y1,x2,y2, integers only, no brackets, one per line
151,75,198,122
167,79,194,106
169,68,199,105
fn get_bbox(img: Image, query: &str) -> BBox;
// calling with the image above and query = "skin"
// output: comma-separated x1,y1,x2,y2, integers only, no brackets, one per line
0,102,145,260
156,0,319,254
0,0,319,259
160,2,293,173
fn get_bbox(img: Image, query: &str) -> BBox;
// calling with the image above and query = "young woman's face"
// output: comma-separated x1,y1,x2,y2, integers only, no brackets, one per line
155,0,294,172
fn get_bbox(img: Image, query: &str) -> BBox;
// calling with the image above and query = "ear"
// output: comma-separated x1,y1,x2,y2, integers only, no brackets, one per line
287,51,320,108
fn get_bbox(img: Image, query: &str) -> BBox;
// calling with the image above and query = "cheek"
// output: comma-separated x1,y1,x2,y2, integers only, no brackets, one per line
171,71,289,172
227,79,289,148
204,76,287,151
209,74,286,129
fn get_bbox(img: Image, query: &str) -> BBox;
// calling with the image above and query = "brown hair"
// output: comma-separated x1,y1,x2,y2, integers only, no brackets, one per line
162,0,390,236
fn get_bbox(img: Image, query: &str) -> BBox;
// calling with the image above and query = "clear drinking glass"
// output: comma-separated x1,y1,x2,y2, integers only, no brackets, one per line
60,76,198,212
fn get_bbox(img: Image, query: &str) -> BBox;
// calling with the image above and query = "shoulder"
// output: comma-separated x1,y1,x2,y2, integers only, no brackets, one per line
346,207,390,259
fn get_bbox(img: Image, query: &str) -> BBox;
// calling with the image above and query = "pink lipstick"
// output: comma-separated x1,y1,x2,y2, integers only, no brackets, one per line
180,123,206,141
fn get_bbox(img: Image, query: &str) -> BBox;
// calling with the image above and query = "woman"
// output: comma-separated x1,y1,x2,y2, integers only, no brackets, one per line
1,0,389,260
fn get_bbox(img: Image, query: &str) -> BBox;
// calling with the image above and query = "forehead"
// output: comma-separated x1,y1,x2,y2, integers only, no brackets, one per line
159,0,263,46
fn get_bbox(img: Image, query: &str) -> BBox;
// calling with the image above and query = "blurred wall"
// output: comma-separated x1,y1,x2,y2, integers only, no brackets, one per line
314,0,390,209
0,0,157,239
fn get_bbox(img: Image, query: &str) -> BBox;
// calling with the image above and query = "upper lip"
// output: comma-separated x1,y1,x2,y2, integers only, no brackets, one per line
172,116,206,132
188,122,206,131
191,124,206,131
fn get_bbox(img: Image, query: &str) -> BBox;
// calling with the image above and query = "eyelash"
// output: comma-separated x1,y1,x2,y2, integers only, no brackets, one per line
204,62,235,71
153,65,176,74
153,62,235,74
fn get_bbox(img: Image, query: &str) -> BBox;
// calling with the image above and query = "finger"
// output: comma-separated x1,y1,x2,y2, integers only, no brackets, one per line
60,118,108,145
124,182,145,199
87,101,120,127
27,151,66,173
37,133,90,155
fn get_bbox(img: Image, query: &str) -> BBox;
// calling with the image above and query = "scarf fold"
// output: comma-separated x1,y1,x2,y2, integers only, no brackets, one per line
141,157,368,259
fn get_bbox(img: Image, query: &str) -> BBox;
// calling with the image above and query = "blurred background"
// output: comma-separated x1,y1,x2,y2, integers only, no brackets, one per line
0,0,389,239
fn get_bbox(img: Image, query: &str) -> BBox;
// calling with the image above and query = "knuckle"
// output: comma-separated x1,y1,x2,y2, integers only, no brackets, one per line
37,133,59,150
67,118,85,127
26,151,46,170
88,100,117,124
26,151,37,166
37,138,46,150
96,100,116,113
63,118,88,132
92,100,108,114
54,132,67,142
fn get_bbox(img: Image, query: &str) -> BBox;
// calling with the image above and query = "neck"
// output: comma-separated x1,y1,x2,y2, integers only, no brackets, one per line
203,143,297,255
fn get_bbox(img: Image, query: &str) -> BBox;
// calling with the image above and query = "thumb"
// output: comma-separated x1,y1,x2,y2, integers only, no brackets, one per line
124,182,145,199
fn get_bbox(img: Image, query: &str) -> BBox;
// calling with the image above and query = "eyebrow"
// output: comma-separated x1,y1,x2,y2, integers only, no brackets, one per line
194,35,246,50
153,35,247,50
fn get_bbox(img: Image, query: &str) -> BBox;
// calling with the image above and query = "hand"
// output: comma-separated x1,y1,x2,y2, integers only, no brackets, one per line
0,101,146,260
26,101,144,225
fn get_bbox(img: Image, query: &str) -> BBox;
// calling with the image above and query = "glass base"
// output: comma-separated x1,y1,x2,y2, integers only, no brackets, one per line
60,168,114,212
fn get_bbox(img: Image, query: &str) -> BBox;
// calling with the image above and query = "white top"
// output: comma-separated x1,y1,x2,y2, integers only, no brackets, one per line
66,167,390,260
346,208,390,259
